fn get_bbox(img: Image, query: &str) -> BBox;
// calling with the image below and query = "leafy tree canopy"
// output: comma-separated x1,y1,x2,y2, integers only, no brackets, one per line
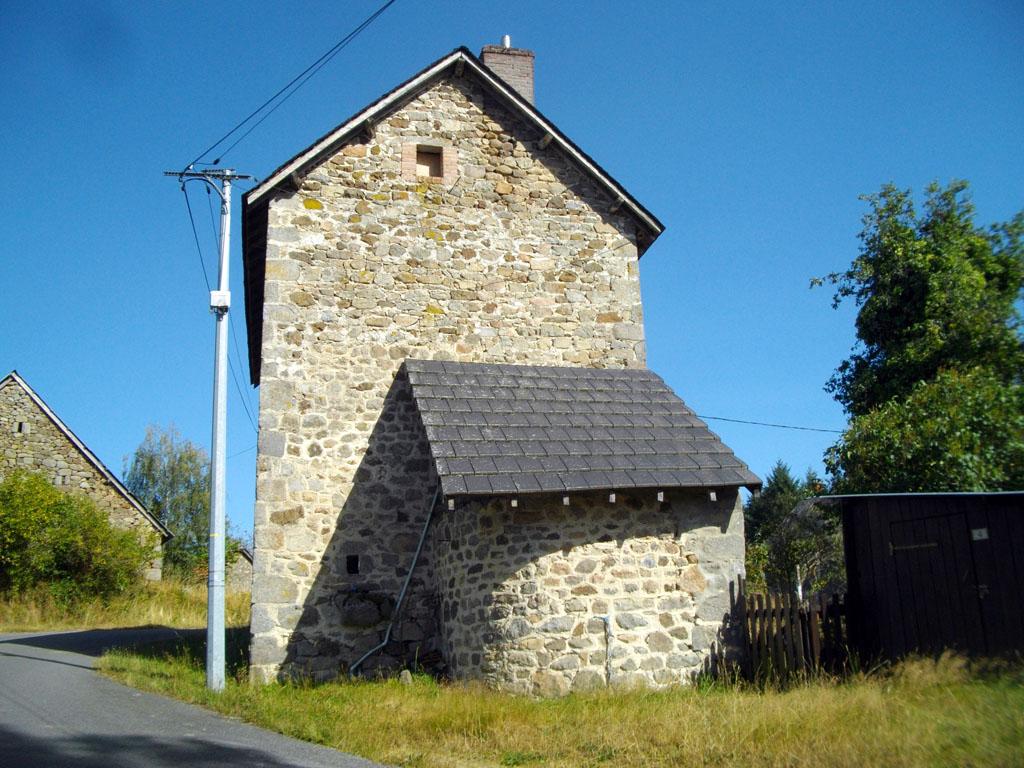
826,367,1024,493
124,425,212,576
819,181,1024,493
818,180,1023,416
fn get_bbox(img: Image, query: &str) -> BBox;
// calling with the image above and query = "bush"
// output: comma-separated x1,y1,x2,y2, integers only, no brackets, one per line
0,471,155,601
827,367,1024,492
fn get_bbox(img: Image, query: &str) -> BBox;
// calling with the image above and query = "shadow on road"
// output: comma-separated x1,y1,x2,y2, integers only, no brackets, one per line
0,627,202,658
0,723,329,768
0,649,94,671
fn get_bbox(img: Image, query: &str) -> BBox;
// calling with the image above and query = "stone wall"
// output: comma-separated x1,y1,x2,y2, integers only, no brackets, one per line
0,379,163,580
227,552,254,592
251,70,648,682
431,490,745,695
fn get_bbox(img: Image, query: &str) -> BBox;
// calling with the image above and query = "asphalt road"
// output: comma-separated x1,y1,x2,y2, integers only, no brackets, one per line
0,629,383,768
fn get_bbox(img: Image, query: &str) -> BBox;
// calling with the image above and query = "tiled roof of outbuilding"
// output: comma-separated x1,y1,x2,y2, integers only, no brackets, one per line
404,359,761,499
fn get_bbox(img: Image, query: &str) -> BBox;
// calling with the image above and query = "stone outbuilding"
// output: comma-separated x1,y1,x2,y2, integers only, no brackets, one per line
0,371,171,580
243,43,760,693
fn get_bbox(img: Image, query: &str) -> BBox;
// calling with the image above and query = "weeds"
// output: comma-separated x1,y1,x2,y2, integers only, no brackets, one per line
0,578,250,631
99,641,1024,768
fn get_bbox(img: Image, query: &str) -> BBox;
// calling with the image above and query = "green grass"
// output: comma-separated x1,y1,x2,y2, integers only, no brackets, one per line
0,579,251,631
99,634,1024,768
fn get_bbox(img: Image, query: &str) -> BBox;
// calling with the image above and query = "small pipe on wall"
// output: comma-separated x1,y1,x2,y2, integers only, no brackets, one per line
349,484,441,677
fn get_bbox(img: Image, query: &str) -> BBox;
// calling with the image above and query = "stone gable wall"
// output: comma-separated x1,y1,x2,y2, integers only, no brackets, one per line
0,380,163,580
432,490,744,695
251,71,651,683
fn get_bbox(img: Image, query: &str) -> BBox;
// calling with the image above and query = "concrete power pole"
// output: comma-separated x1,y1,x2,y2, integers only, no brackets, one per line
165,167,252,691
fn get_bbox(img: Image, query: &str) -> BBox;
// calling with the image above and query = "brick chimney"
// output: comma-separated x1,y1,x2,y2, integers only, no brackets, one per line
480,36,535,105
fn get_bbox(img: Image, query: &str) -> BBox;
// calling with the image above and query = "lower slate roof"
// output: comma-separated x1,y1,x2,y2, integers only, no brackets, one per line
404,359,761,499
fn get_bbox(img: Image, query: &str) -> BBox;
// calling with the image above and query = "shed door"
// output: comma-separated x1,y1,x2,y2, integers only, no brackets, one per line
888,513,987,655
964,504,1024,655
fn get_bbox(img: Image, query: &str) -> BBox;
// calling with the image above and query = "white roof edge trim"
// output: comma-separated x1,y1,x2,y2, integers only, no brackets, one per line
247,50,663,236
0,372,172,539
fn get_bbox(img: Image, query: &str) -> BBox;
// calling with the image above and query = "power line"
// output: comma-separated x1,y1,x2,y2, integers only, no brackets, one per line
202,181,260,424
227,358,259,433
228,445,256,460
186,0,399,168
183,186,212,291
228,320,259,420
697,415,844,434
206,185,220,255
177,183,258,435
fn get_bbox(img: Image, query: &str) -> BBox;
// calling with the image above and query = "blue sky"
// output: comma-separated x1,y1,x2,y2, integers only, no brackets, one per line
2,1,1021,540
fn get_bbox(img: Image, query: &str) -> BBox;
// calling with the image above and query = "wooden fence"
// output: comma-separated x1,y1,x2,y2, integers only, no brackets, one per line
735,576,849,680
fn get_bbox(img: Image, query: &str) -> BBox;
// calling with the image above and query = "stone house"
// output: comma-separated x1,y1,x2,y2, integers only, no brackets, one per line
243,43,760,693
0,371,170,580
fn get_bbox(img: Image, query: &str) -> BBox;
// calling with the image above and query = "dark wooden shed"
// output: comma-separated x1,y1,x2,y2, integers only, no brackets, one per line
828,492,1024,662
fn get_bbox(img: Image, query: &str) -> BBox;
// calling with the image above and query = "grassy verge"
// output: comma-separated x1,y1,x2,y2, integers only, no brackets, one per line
0,580,250,631
100,634,1024,768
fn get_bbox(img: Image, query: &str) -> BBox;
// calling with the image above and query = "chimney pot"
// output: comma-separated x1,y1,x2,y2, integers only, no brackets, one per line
480,40,535,104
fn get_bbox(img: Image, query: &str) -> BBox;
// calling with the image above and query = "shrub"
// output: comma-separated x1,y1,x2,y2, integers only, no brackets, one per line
0,471,155,601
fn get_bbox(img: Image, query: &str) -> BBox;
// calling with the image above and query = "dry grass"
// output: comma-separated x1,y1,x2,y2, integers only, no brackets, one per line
100,639,1024,768
0,579,250,631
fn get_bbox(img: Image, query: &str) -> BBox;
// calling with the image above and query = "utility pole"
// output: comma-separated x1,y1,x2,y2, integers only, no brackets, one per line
165,167,252,691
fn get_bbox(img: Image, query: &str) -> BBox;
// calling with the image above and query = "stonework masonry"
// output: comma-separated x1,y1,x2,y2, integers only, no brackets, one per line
248,62,747,690
0,377,164,580
480,45,536,104
432,490,744,695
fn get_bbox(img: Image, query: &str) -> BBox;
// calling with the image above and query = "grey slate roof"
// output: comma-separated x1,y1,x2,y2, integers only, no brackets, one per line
404,359,761,499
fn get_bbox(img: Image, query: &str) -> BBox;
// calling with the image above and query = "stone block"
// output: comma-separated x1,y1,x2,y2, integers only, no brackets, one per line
571,669,606,692
254,575,298,603
539,615,575,633
549,654,580,671
615,613,648,630
645,631,673,653
258,430,287,458
532,671,569,698
690,623,720,652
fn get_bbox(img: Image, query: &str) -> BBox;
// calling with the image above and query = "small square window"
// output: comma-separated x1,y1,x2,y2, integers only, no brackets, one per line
346,554,360,575
15,421,29,435
416,146,442,178
402,143,456,184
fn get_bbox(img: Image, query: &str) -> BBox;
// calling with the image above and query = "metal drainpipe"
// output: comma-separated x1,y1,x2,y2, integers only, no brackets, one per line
349,484,441,677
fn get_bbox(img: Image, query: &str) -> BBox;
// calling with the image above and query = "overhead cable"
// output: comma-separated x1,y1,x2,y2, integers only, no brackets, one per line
697,415,843,434
178,184,259,435
185,0,399,168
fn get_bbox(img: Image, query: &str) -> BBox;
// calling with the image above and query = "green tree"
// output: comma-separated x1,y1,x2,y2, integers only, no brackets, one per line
820,181,1024,492
820,180,1023,416
744,462,842,596
0,471,154,600
827,367,1024,492
124,425,211,576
